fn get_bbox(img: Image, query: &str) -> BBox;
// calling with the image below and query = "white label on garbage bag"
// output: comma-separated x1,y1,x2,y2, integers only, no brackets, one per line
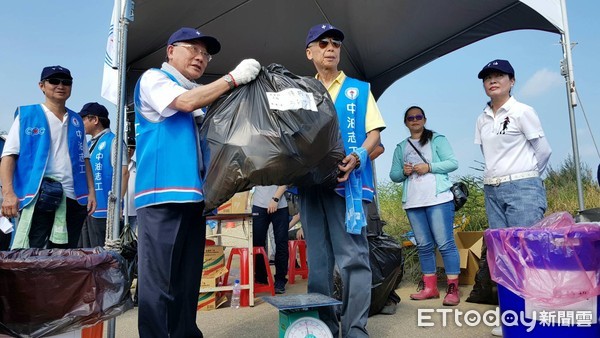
0,216,13,234
266,89,318,112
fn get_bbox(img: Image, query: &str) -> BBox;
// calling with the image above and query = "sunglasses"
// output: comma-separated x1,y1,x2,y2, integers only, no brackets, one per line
406,115,424,122
45,78,73,86
316,38,342,49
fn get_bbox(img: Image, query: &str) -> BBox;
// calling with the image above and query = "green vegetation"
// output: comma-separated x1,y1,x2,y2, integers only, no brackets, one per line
380,156,600,283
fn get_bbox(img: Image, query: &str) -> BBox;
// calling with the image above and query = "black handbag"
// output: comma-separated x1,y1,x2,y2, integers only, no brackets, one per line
450,182,469,211
406,140,468,211
36,178,64,212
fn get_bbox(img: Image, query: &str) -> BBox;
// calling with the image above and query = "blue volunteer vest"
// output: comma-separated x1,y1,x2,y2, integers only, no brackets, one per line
13,104,89,209
89,131,115,218
333,77,375,202
133,69,203,208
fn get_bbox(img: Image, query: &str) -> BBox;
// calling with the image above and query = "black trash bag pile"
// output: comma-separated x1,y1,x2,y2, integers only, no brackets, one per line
119,222,138,305
0,248,133,337
200,63,345,211
333,233,404,316
466,241,499,305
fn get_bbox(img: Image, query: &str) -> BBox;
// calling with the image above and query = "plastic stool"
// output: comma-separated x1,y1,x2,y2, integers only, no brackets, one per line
81,322,103,338
287,240,308,284
223,246,275,306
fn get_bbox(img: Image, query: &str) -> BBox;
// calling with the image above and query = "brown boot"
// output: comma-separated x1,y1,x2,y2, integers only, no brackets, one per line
410,275,440,300
443,278,460,306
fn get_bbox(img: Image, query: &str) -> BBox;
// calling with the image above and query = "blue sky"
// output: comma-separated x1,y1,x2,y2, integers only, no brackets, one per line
1,1,598,184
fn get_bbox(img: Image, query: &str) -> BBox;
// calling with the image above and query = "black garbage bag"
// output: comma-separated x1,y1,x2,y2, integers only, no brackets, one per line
119,222,138,305
576,207,600,222
466,240,499,305
200,63,345,211
333,233,404,316
0,248,133,337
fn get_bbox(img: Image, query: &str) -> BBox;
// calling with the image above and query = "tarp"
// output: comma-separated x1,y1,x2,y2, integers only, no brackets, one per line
124,0,563,103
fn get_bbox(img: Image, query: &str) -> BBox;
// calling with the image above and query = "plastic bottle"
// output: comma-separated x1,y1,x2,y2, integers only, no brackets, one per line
230,279,241,308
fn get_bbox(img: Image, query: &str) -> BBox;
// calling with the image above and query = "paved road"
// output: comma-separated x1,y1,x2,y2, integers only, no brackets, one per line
112,279,499,337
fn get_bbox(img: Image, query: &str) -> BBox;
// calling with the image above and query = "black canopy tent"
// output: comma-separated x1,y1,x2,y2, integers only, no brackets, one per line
110,0,584,219
123,0,563,101
105,1,583,336
116,0,583,207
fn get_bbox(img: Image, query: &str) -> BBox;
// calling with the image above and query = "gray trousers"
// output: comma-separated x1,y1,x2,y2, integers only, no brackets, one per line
82,216,107,247
300,186,371,338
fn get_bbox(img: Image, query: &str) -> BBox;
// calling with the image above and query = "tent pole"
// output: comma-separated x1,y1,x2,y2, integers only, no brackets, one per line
559,0,584,211
107,1,133,337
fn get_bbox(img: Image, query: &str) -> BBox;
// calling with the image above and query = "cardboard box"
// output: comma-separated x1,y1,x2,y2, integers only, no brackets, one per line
204,245,224,261
200,276,221,288
197,292,228,311
436,231,484,285
202,246,227,278
217,191,250,214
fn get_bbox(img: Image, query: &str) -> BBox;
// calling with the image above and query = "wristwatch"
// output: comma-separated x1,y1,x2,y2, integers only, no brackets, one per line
222,74,235,90
272,197,280,202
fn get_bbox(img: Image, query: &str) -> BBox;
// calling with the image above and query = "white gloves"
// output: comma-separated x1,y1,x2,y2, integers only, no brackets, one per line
229,59,261,87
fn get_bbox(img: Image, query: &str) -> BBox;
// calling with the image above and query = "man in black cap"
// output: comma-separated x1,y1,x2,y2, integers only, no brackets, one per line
134,27,260,337
79,102,129,248
1,65,96,249
301,24,386,337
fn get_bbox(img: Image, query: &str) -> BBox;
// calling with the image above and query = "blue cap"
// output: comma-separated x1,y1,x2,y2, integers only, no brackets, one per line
167,27,221,55
79,102,109,119
478,59,515,79
305,23,344,47
40,65,72,81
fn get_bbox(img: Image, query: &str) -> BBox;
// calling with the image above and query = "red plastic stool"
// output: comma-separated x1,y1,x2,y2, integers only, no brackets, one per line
222,246,275,306
81,322,103,338
288,240,308,284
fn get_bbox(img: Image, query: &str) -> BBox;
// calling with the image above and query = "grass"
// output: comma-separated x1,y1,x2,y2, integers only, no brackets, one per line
379,156,600,283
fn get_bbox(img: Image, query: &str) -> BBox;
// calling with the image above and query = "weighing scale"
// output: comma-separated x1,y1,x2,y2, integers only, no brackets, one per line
263,293,342,338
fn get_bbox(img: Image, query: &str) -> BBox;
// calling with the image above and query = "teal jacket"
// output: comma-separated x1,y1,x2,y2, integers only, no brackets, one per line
389,132,458,203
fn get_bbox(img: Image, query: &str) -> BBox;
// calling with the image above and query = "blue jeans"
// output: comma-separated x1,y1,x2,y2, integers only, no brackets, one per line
406,200,460,275
484,177,547,229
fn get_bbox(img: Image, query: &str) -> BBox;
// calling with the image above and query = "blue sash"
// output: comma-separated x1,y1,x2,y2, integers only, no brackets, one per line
334,77,375,202
333,77,372,234
90,131,115,217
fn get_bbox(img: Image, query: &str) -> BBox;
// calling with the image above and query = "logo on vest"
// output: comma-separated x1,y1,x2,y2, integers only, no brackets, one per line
25,127,46,136
71,117,80,127
98,141,107,151
345,87,359,100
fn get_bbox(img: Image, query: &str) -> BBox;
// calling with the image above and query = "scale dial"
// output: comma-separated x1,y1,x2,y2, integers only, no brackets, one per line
284,317,333,338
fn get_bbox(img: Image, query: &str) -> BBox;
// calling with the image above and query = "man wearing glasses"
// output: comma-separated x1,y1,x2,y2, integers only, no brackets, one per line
301,24,386,337
134,27,260,337
1,65,96,249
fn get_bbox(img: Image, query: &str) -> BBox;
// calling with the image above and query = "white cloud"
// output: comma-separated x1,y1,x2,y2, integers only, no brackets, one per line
518,68,564,98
